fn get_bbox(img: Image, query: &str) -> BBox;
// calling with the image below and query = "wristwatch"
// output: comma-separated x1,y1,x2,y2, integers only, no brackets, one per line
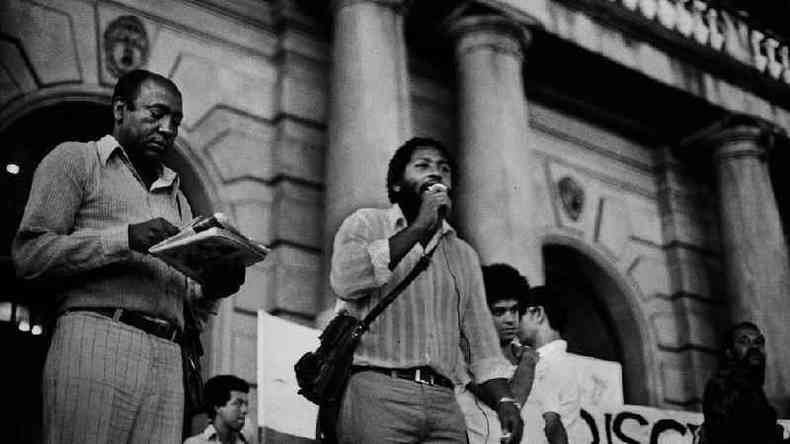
497,396,522,410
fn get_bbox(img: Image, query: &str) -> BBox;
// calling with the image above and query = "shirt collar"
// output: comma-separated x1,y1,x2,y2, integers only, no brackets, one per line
537,339,567,358
200,424,247,443
97,134,180,191
97,135,123,165
202,424,218,440
387,204,455,236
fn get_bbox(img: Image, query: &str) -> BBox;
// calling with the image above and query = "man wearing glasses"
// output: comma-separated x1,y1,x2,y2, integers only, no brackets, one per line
517,285,583,444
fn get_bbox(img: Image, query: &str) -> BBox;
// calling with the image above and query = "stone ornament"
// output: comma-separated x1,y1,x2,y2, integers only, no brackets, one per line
103,15,149,78
558,176,585,222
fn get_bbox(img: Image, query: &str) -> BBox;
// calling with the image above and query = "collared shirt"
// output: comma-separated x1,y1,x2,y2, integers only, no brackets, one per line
184,424,248,444
330,205,511,384
521,339,583,444
13,135,215,328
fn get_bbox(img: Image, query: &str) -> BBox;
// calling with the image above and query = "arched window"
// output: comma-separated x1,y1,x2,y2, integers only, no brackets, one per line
543,243,656,405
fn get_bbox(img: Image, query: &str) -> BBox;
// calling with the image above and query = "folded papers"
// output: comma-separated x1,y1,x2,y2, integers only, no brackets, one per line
149,213,270,283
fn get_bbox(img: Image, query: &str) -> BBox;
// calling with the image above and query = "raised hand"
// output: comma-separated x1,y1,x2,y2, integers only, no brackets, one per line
413,183,451,234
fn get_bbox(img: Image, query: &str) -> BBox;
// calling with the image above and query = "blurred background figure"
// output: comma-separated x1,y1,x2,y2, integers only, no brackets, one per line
185,374,250,444
699,322,788,444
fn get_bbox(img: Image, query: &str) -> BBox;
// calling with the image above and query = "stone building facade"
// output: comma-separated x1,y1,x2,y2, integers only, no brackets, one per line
2,0,790,441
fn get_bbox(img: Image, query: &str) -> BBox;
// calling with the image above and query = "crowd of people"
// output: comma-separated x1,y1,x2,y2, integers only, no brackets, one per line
10,68,788,443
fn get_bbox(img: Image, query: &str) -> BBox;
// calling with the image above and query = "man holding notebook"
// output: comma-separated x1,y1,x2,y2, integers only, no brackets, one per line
13,69,245,443
329,137,523,443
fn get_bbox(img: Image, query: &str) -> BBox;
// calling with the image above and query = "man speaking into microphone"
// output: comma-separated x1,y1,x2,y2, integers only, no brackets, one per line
330,137,523,443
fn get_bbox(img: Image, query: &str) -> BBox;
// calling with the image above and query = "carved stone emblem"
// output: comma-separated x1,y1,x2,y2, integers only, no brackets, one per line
558,176,585,221
103,15,149,78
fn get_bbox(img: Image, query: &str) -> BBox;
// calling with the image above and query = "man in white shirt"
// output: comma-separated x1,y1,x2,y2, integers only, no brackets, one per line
517,285,583,444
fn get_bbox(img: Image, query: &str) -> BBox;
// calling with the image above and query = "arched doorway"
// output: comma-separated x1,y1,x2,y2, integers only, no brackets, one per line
0,100,112,443
543,242,657,405
0,97,215,442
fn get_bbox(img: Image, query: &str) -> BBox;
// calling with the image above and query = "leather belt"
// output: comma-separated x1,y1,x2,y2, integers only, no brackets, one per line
65,307,182,344
352,365,454,389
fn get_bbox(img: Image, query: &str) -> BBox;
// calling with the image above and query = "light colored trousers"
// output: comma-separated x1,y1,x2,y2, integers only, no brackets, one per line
337,370,468,443
42,311,183,444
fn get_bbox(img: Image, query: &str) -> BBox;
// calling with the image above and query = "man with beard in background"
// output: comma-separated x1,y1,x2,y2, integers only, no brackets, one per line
699,322,788,444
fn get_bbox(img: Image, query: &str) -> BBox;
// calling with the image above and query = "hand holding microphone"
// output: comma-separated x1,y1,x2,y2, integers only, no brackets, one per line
415,181,450,233
427,183,449,219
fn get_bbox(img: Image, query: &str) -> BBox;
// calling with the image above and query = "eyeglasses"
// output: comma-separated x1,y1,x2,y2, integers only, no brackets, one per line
524,306,541,316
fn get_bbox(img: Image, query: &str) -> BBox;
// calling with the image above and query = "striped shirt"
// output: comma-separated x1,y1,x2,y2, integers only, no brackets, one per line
330,205,511,384
13,135,216,328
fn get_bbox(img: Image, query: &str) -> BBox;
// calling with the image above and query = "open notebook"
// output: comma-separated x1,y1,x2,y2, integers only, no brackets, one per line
149,213,269,283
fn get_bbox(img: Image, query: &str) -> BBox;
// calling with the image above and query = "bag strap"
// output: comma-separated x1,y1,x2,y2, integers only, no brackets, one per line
357,238,442,332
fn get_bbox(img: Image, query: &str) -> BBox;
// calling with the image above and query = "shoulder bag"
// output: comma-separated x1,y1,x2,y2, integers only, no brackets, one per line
294,246,438,442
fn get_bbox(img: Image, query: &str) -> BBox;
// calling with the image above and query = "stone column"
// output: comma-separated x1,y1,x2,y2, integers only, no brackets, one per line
446,13,543,285
320,0,412,316
709,117,790,412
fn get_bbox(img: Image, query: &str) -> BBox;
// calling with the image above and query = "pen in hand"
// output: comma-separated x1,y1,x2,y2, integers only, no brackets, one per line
191,215,222,232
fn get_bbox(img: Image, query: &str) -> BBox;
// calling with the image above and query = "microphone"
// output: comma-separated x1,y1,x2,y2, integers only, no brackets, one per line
422,182,448,219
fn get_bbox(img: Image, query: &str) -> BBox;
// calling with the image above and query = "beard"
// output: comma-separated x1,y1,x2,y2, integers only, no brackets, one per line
736,349,767,385
392,182,422,223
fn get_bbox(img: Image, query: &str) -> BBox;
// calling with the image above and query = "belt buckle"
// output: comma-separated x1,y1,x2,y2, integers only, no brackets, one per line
414,368,432,385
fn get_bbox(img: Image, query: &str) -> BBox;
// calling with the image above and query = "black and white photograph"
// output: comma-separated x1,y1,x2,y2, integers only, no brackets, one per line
2,0,790,442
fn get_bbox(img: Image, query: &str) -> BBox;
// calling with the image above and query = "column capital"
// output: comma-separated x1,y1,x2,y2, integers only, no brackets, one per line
444,10,533,60
680,113,787,161
330,0,409,14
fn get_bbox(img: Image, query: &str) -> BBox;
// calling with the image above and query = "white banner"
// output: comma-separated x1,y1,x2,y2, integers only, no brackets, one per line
579,405,789,443
569,353,624,408
579,404,702,444
257,311,319,438
256,313,790,442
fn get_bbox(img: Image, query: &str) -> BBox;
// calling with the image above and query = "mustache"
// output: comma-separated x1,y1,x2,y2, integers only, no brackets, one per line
419,181,449,194
740,349,766,365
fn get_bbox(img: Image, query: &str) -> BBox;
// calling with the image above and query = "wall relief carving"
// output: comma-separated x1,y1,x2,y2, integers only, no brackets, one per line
104,15,149,78
558,176,585,221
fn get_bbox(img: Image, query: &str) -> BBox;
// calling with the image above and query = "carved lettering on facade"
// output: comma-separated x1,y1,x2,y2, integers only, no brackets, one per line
707,9,725,50
657,0,676,29
639,0,657,20
606,0,790,85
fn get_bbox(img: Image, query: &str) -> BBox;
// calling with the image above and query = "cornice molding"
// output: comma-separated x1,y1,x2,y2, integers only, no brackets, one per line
679,113,787,160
